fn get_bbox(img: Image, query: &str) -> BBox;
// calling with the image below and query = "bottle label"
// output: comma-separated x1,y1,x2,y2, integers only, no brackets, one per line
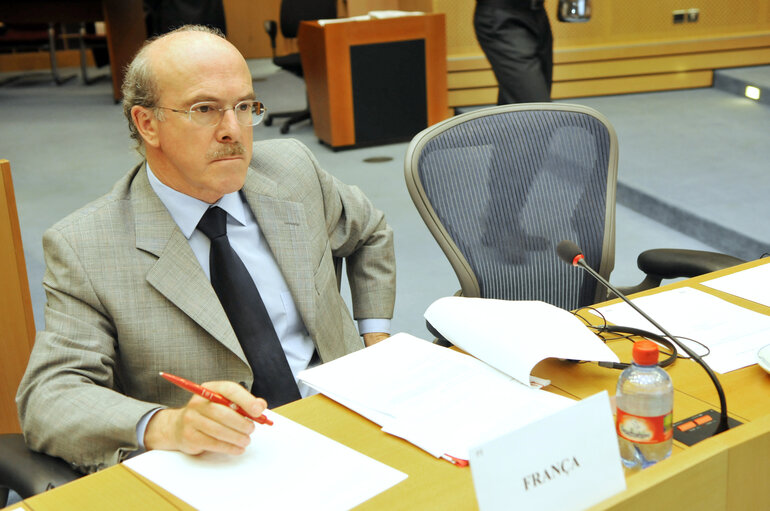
616,408,673,444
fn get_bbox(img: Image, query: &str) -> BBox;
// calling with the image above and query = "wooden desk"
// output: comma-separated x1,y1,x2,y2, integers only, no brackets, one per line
0,0,147,102
6,259,770,510
298,14,449,149
0,160,35,435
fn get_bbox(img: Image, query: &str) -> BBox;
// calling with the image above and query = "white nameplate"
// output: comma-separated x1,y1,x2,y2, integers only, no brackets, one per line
469,391,626,511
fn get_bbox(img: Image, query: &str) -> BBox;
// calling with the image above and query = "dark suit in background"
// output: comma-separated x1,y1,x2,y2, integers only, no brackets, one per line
474,0,553,104
144,0,227,36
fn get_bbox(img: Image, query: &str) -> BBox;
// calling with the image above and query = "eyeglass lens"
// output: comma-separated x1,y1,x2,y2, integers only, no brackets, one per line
190,101,266,126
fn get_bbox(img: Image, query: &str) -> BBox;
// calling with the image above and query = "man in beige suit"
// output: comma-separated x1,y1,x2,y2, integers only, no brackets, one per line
16,26,395,473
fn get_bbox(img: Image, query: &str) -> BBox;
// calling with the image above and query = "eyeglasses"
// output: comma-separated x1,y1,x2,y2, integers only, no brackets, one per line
157,100,266,127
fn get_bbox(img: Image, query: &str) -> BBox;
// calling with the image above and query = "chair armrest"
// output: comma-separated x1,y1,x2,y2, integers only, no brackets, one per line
637,249,746,280
0,434,81,501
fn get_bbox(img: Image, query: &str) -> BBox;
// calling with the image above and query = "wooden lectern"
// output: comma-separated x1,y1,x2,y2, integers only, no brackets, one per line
298,14,449,149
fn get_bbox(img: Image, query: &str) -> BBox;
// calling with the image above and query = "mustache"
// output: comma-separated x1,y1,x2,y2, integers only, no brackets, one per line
207,142,246,160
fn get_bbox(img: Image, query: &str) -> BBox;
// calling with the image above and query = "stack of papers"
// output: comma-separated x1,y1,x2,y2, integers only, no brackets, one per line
701,262,770,307
300,297,621,465
124,411,406,510
317,10,424,25
301,333,575,464
597,286,770,373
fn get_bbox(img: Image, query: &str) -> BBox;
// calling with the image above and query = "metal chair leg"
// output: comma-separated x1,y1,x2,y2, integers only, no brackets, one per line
47,23,74,86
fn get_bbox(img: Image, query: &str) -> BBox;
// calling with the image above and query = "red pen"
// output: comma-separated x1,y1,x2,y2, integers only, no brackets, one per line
159,372,273,426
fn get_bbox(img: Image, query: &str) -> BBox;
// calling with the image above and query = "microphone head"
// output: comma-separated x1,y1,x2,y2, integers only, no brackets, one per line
557,240,583,266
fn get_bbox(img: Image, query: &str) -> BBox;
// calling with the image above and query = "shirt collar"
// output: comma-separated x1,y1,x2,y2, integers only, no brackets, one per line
146,163,249,239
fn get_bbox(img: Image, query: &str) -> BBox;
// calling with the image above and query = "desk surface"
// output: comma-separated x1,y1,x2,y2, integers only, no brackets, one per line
7,258,770,510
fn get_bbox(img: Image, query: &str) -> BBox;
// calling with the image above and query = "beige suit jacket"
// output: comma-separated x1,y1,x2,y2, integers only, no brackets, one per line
16,139,395,473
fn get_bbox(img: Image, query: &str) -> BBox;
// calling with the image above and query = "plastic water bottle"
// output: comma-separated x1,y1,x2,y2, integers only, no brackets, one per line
615,339,673,469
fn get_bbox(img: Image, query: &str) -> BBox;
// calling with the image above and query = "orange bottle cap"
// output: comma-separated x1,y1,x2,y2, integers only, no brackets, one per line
633,339,659,365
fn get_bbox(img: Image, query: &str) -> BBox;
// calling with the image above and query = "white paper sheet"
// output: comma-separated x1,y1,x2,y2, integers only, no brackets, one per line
299,333,574,462
701,262,770,307
317,11,424,25
597,287,770,373
424,297,620,386
123,410,406,511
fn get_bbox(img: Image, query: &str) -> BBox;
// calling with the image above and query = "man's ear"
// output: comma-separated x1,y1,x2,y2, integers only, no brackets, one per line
131,105,160,148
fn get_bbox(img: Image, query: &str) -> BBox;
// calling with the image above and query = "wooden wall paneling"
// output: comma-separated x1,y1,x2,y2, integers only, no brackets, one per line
554,47,770,82
430,0,476,54
0,160,35,435
447,34,770,72
551,71,714,100
434,0,770,107
346,0,398,16
224,0,299,59
447,70,714,106
398,0,434,13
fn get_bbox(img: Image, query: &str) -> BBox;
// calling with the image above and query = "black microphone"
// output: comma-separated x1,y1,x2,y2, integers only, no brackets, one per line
556,240,730,435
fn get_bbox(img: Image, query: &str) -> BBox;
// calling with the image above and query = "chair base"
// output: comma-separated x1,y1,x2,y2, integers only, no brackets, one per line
264,109,311,134
0,71,75,87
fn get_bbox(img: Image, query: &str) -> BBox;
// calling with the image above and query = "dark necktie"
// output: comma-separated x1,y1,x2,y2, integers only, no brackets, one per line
197,206,301,407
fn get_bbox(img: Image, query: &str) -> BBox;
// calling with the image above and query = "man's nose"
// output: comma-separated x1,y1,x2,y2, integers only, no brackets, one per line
215,109,242,140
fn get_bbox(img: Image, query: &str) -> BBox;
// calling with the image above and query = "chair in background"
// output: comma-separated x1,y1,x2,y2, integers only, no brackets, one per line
262,0,336,134
404,103,744,314
0,23,76,86
0,160,81,507
78,22,109,85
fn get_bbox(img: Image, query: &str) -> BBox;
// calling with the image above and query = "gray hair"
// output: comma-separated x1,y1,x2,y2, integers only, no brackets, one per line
121,25,226,154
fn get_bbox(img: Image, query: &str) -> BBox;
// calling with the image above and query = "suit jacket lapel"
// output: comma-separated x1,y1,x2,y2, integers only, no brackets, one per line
241,170,317,337
130,165,248,366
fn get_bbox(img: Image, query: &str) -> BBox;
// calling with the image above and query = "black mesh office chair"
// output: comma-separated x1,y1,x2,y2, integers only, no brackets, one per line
404,103,744,312
262,0,336,134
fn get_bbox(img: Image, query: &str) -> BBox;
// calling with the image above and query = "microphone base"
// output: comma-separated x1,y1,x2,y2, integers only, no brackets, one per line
673,409,742,446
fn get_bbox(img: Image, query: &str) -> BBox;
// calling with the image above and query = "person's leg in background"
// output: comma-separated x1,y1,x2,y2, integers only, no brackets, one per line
473,0,552,104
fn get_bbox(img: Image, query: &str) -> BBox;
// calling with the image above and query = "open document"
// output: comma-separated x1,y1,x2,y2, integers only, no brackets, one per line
300,327,613,465
124,410,406,510
424,297,621,385
597,286,770,373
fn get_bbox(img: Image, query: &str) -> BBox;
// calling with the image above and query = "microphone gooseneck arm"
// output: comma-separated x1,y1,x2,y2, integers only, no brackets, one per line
557,240,730,435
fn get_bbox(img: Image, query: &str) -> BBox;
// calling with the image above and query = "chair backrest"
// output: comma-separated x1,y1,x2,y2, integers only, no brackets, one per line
0,160,35,434
279,0,337,39
405,103,619,311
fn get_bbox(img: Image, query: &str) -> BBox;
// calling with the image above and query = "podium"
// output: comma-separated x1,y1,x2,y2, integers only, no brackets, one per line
298,14,449,149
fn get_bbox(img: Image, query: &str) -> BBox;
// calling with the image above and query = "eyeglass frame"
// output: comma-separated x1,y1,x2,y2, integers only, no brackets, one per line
155,99,267,127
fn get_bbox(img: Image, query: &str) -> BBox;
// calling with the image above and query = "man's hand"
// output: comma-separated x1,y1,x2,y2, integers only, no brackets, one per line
144,381,267,456
363,332,389,347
